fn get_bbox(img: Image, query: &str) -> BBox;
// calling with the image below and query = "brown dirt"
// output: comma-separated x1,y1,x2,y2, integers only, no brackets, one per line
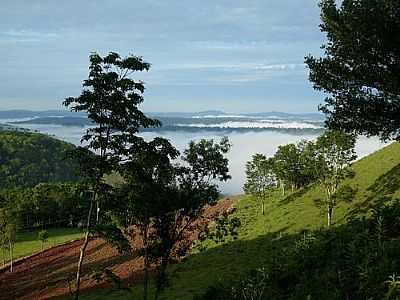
0,198,235,300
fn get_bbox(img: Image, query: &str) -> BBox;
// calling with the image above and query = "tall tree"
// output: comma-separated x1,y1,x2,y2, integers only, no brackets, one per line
64,52,159,299
312,130,357,226
243,154,276,215
306,0,400,140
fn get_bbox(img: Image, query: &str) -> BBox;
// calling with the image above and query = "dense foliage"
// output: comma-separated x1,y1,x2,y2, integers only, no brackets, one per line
306,0,400,140
0,130,80,188
0,183,89,230
114,136,231,299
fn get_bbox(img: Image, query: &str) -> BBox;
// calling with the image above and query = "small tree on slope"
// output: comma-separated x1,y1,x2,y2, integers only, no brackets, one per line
244,154,276,215
312,130,357,227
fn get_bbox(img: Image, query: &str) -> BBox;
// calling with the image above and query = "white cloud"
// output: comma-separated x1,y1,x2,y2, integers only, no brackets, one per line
157,62,304,72
2,29,59,42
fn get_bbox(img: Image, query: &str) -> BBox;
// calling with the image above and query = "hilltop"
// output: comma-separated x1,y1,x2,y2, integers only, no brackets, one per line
0,129,80,188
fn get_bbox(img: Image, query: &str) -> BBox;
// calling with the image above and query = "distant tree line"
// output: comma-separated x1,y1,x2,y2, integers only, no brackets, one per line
0,183,89,230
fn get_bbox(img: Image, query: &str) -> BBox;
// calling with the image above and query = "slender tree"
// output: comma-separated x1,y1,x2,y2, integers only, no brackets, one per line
0,208,17,272
243,154,276,215
64,52,159,299
38,230,49,251
312,130,357,226
306,0,400,141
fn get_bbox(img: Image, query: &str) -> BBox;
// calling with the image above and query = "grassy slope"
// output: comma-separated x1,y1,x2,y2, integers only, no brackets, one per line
80,142,400,299
1,228,83,264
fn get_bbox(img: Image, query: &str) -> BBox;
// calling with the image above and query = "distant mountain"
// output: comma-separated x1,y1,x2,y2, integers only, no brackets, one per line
149,111,324,120
5,110,323,132
0,110,86,119
0,109,324,120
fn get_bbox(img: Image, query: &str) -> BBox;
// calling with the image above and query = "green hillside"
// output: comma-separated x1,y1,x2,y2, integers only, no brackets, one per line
0,130,81,188
76,141,400,299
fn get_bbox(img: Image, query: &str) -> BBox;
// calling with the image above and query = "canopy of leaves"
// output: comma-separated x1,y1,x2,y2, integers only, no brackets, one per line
0,183,90,230
306,0,400,140
272,141,316,189
243,154,276,199
64,52,160,181
312,130,357,186
0,130,80,188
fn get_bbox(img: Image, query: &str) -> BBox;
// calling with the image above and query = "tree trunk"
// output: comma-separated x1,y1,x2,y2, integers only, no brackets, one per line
327,206,333,227
75,194,95,300
261,201,265,215
143,223,149,300
154,252,171,300
9,241,13,273
96,201,100,225
281,182,285,196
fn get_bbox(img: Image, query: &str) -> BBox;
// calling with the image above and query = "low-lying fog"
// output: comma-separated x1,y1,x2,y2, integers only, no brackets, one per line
11,123,387,195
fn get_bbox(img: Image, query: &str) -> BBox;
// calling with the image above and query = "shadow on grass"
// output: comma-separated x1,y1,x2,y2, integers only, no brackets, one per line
278,186,311,206
348,164,400,216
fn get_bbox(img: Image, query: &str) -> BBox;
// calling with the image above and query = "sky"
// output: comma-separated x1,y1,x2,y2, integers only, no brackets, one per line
0,0,326,113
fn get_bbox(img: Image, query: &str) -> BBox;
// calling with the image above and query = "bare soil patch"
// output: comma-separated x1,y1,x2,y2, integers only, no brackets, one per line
0,198,235,300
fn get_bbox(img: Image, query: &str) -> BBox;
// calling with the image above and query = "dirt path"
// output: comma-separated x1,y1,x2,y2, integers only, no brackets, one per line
0,198,235,300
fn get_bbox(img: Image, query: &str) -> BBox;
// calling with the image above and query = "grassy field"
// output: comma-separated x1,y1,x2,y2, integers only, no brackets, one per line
1,227,84,265
65,142,400,299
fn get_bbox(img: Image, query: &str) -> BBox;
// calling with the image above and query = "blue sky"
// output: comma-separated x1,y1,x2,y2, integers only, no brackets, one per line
0,0,325,113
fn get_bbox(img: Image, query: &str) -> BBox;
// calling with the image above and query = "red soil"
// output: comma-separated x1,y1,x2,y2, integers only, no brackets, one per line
0,198,235,300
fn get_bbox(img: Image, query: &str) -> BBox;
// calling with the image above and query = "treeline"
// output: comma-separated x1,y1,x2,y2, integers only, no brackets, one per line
0,183,89,230
244,129,357,226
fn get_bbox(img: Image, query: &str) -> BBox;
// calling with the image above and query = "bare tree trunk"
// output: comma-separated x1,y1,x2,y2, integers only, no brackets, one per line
9,241,13,273
281,181,285,196
327,206,333,227
96,201,100,225
75,194,95,300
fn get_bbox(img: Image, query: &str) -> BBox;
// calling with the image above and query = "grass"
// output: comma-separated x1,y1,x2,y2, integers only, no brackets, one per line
65,142,400,299
1,227,84,265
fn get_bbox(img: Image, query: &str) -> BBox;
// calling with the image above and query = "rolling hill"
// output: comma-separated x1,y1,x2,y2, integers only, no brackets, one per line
74,141,400,299
1,137,399,299
0,129,81,188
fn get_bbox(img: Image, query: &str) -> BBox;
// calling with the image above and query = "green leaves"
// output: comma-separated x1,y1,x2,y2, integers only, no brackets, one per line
0,131,80,188
306,0,400,140
64,51,160,178
244,154,276,202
